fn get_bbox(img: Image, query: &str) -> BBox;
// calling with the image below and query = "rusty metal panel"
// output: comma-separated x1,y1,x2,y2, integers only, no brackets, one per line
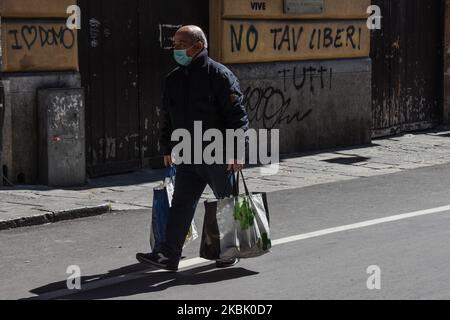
79,0,209,176
79,0,140,177
0,84,4,186
138,0,209,168
371,0,444,137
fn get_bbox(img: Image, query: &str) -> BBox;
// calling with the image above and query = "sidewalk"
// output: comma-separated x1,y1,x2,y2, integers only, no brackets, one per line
1,129,450,231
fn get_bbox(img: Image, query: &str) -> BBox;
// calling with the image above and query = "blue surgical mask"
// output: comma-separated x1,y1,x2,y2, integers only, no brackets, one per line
173,45,195,66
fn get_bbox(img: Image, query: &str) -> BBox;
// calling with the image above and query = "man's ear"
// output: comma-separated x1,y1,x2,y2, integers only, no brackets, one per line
189,41,204,57
195,41,204,50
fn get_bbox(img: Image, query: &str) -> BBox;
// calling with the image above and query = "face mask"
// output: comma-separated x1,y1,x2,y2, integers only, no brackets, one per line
173,44,195,66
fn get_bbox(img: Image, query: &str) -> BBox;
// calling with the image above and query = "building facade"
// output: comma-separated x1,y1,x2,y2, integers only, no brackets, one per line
0,0,446,185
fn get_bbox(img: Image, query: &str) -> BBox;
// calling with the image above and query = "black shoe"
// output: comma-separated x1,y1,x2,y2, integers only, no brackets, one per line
136,252,179,272
216,258,240,268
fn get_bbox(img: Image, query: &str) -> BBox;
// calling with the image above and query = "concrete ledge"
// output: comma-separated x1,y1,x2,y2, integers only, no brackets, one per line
0,204,111,231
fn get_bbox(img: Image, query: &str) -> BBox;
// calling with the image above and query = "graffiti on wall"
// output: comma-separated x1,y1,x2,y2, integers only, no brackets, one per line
222,20,369,63
8,25,76,50
242,64,333,129
278,65,333,93
231,24,362,52
89,18,101,48
159,24,182,50
49,94,83,133
1,21,78,72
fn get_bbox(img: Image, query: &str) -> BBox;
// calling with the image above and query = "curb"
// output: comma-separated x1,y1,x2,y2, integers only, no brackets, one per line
0,204,112,231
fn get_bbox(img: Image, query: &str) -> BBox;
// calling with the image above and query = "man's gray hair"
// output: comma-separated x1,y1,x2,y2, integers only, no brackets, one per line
183,25,208,49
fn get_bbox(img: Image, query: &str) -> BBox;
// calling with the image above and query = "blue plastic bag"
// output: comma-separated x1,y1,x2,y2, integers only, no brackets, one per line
150,166,198,250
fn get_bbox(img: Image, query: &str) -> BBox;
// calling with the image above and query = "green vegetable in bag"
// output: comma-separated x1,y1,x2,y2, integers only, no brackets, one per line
261,233,272,251
234,197,255,230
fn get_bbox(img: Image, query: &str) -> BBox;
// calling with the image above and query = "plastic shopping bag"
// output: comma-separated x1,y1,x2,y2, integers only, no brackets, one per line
150,166,198,251
200,171,271,260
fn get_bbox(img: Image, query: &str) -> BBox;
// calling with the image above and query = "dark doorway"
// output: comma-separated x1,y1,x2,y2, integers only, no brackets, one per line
371,0,445,138
78,0,209,177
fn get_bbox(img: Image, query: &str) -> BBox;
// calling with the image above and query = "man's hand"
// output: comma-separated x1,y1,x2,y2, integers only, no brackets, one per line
227,160,244,172
164,155,174,167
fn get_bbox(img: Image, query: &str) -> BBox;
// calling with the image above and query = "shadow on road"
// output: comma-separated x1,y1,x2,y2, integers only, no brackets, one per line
24,262,259,300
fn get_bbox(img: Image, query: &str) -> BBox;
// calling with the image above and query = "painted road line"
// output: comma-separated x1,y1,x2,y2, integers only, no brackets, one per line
272,204,450,246
29,204,450,300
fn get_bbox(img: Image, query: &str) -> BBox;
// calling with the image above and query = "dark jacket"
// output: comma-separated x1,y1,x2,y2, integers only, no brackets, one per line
159,49,249,161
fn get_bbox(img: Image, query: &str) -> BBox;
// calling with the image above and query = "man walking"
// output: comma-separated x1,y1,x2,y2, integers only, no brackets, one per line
136,26,249,271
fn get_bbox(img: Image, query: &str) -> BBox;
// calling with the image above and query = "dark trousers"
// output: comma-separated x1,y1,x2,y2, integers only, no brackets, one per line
161,164,235,262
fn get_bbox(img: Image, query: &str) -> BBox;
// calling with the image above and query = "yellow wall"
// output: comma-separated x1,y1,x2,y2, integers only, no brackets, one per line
210,0,371,64
222,0,370,19
1,21,79,72
0,0,75,18
0,0,79,72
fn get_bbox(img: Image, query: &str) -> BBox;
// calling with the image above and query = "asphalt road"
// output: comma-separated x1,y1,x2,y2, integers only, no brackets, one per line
1,163,450,300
